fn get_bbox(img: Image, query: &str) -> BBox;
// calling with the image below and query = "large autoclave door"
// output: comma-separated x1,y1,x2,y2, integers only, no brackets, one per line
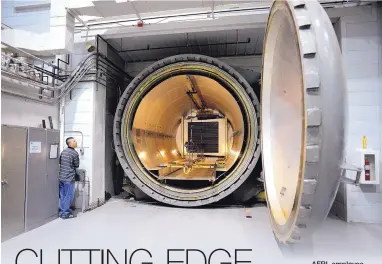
261,0,347,243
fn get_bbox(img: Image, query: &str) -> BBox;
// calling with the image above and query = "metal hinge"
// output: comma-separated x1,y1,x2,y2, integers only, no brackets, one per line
340,163,363,186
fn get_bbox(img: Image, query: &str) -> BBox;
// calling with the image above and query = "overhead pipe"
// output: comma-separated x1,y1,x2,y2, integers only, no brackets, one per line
2,40,130,105
2,59,97,104
118,39,251,53
2,65,94,97
2,54,129,104
2,89,54,104
2,52,97,91
1,41,71,72
3,52,129,93
2,74,53,94
2,58,96,98
1,52,58,83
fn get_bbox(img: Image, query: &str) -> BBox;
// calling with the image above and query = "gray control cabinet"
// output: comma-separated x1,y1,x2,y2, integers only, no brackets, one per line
1,125,60,241
25,128,60,231
46,130,60,220
1,125,28,242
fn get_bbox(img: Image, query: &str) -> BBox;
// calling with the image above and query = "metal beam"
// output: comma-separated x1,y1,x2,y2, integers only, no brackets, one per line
186,75,206,109
127,0,143,23
211,0,215,19
118,39,251,53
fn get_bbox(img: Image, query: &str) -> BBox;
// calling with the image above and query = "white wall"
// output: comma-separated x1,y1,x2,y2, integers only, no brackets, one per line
92,82,106,203
62,40,124,205
1,0,51,33
334,3,382,223
2,0,74,55
1,1,59,128
62,42,98,205
1,93,59,128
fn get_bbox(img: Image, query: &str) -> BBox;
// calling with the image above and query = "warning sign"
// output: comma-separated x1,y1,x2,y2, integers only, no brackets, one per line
30,141,41,153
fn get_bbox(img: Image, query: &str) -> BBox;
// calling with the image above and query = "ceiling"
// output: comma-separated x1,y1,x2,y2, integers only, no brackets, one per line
70,0,266,21
69,0,363,24
107,27,265,63
71,0,364,63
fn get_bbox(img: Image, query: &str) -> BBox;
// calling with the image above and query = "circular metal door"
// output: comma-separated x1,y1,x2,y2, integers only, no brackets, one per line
261,0,346,243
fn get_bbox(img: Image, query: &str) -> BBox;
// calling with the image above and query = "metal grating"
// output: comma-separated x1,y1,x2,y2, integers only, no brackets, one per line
187,122,219,153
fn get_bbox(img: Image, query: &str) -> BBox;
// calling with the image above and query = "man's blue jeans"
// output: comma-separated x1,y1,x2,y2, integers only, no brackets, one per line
59,180,75,217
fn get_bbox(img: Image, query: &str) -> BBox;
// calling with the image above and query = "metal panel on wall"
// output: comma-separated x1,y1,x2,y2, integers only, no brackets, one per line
25,128,59,231
45,130,60,220
25,128,47,231
1,125,27,242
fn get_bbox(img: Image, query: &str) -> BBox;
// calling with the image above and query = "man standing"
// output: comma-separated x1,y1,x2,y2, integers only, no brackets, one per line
59,137,79,219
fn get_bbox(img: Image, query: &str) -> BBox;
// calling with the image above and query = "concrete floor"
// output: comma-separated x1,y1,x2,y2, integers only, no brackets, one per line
2,198,382,264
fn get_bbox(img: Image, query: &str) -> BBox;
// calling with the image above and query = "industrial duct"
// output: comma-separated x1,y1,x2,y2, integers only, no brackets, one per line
113,54,261,206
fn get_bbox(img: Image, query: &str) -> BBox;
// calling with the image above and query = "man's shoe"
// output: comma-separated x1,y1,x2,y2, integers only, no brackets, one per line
65,213,77,219
60,213,73,219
